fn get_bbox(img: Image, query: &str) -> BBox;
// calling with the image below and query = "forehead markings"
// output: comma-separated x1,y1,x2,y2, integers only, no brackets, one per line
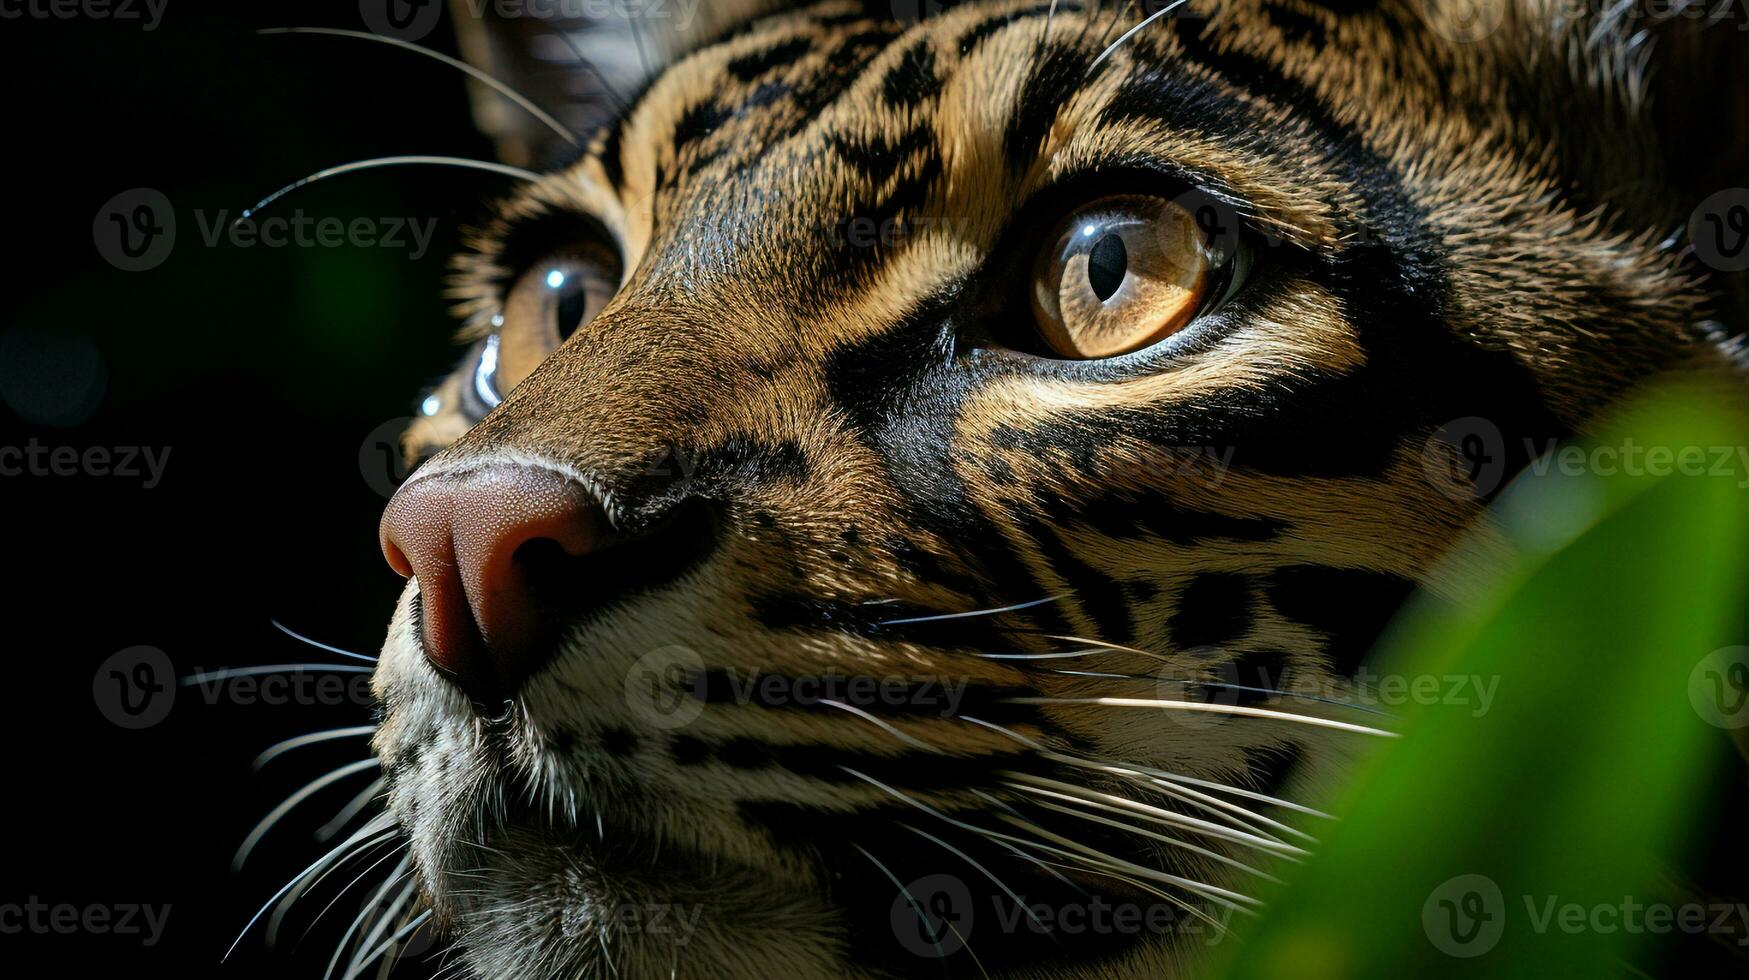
807,8,1140,641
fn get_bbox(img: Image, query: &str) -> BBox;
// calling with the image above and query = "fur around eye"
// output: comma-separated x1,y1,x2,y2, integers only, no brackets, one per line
490,249,620,399
1030,194,1239,359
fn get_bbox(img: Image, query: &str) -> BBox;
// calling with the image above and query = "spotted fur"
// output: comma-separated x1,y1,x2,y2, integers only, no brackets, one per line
371,1,1747,976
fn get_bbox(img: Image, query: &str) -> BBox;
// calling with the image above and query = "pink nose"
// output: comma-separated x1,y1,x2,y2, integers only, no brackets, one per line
379,464,603,706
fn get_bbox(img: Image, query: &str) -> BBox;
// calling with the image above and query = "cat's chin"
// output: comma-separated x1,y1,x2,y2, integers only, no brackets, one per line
425,814,850,980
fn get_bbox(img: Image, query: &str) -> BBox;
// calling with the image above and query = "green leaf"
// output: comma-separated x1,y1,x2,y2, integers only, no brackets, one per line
1209,383,1749,980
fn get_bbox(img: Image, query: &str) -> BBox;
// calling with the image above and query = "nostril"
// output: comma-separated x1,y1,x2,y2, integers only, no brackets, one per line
378,465,605,707
378,463,720,710
513,536,582,584
382,536,413,579
512,496,719,621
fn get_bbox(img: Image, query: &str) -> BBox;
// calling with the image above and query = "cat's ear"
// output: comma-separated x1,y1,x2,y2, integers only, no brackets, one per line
1452,0,1749,226
447,0,796,168
1450,0,1749,332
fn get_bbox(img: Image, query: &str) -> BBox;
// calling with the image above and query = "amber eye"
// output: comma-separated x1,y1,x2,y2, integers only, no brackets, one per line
490,247,619,397
1030,195,1222,359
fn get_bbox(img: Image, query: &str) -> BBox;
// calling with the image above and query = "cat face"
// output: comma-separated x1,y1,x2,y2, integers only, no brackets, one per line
364,2,1740,976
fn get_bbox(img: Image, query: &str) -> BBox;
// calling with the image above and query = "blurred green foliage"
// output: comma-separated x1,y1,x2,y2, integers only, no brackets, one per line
1210,383,1749,979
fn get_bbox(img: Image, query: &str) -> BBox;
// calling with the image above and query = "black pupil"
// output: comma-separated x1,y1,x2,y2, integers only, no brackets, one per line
1087,232,1127,301
555,278,589,341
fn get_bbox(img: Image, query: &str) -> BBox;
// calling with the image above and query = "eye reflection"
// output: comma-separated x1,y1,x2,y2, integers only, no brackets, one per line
474,334,502,408
1031,194,1216,359
484,249,621,402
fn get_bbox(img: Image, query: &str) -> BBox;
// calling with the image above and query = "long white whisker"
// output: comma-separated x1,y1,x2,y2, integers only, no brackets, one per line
258,27,578,147
1009,778,1297,862
965,710,1315,843
957,714,1048,750
1004,696,1397,737
817,699,941,752
1152,770,1336,820
237,156,541,224
956,715,1316,842
234,758,382,871
1028,852,1237,936
270,837,405,949
1085,0,1192,76
1001,772,1308,858
374,913,424,980
877,594,1065,626
346,905,431,980
254,727,377,771
272,619,378,662
1033,633,1176,665
989,817,1238,929
898,822,1052,934
183,664,374,686
977,649,1117,661
326,861,410,980
1035,665,1392,716
837,767,1086,894
1027,799,1278,881
1046,752,1317,843
995,813,1257,912
224,815,396,962
850,845,954,965
317,777,389,842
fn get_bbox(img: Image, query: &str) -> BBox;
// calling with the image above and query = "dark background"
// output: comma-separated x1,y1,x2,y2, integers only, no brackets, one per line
2,1,490,973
